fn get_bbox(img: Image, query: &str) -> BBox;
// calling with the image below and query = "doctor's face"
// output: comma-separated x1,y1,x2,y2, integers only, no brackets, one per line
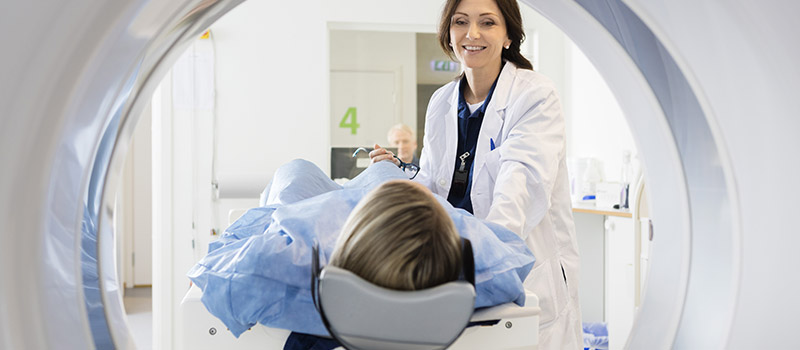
449,0,511,72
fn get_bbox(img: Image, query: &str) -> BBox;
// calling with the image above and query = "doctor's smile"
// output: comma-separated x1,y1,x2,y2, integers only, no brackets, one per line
463,45,487,52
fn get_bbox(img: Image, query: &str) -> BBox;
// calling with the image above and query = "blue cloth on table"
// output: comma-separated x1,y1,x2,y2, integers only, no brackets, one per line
187,159,535,337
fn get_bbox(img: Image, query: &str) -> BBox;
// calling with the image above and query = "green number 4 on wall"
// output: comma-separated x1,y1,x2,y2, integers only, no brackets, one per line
339,107,360,135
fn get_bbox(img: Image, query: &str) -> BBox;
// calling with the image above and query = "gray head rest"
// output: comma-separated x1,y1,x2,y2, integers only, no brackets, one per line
317,266,475,350
311,239,476,350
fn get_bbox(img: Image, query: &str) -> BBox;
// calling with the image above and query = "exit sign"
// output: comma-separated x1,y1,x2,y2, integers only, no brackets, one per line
430,60,459,72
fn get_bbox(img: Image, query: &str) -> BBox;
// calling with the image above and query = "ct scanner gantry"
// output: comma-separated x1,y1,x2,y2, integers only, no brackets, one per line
0,0,798,349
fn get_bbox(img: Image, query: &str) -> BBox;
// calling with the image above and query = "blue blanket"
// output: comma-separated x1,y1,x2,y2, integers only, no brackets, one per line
187,159,535,337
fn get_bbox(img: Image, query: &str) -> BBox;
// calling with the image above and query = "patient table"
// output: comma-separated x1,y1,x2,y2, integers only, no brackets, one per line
180,285,540,349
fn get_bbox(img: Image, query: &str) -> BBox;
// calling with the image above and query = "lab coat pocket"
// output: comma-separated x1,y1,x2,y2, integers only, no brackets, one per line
473,150,501,218
523,260,560,327
482,149,501,182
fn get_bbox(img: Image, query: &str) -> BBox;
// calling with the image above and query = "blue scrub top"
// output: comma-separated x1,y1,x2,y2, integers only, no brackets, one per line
447,75,499,214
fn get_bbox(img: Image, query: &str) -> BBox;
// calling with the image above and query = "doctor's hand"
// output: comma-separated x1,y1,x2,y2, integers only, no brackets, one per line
369,144,400,166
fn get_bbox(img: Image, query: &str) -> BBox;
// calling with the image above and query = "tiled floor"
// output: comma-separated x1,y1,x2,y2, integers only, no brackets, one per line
123,287,152,349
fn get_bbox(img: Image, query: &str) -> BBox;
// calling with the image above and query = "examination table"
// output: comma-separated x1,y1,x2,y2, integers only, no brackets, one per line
180,285,540,349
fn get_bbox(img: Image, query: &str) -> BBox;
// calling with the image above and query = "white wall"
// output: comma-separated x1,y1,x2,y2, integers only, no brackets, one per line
520,6,568,101
209,4,328,196
518,9,639,182
565,42,638,182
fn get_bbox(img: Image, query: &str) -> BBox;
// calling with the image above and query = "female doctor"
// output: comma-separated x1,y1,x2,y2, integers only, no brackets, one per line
370,0,582,347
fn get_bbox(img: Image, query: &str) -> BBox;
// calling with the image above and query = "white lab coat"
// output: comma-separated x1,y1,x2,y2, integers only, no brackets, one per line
416,62,582,349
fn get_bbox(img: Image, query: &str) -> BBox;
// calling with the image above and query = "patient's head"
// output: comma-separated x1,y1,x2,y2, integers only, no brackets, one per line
329,180,461,291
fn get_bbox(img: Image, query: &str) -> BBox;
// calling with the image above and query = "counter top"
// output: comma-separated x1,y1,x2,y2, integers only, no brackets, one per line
571,202,632,218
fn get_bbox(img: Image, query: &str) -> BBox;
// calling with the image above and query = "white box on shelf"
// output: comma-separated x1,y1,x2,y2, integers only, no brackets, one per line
596,182,620,209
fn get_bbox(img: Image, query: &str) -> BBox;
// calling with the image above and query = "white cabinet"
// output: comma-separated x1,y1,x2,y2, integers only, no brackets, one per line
575,212,605,323
574,206,638,350
604,215,635,350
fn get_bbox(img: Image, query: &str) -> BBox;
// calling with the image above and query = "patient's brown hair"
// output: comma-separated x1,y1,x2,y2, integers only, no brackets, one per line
329,180,461,291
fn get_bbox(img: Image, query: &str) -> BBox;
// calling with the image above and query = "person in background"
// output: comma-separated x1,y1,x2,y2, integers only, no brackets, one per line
385,123,419,165
369,0,582,347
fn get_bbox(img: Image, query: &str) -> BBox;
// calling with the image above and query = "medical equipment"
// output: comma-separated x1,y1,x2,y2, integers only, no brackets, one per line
1,0,799,348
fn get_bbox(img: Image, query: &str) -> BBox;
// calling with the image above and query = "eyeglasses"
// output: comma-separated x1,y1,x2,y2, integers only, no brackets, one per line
352,147,420,180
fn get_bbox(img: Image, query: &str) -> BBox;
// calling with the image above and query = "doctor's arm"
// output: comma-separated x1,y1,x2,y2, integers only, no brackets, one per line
484,88,565,240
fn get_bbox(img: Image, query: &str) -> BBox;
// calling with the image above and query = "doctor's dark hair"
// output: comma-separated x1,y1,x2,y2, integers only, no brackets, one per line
438,0,533,71
329,180,462,291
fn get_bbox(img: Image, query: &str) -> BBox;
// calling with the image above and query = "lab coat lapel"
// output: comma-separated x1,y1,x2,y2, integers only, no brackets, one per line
474,62,515,178
437,80,460,194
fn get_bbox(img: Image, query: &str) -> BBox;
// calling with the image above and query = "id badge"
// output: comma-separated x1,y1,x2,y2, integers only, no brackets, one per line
451,170,469,194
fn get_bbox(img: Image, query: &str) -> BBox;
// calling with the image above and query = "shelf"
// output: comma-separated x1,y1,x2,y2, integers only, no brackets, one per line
571,203,632,218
